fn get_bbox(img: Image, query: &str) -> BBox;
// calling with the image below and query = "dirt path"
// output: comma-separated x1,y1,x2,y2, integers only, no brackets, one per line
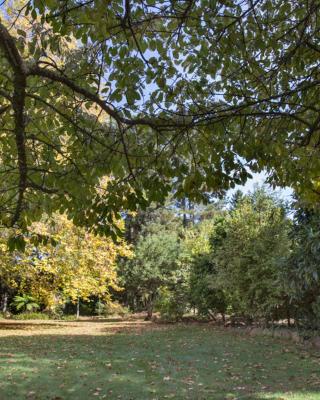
0,317,162,337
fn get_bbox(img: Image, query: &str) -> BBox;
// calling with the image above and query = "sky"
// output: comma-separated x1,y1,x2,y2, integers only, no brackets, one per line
227,171,294,202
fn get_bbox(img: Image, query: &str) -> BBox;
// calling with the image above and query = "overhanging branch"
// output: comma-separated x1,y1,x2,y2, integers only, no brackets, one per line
0,22,28,225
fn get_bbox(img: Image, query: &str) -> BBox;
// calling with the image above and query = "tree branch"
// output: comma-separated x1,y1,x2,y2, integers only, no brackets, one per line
0,22,28,225
28,65,195,130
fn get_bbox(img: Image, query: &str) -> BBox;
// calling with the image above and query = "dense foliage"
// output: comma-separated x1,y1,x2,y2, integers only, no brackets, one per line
211,189,292,323
0,1,320,235
118,188,320,331
0,214,131,316
0,187,319,331
281,207,320,330
0,1,320,330
118,207,187,319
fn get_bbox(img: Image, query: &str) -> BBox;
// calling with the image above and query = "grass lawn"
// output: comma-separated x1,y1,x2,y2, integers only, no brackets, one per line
0,318,319,399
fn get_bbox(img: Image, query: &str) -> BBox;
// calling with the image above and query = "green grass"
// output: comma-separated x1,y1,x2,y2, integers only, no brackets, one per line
11,312,51,320
0,322,319,399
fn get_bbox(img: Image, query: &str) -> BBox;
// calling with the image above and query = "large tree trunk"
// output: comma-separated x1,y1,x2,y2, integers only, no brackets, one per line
145,300,153,320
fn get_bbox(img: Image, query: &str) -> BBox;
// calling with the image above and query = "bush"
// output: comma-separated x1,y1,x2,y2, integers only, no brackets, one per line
11,295,40,313
59,314,77,321
12,312,50,320
189,254,227,320
97,301,129,317
155,287,185,322
48,303,65,319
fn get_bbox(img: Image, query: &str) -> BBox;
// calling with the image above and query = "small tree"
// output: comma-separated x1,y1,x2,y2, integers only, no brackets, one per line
212,188,291,324
280,206,320,330
183,217,227,320
189,254,227,321
119,230,182,319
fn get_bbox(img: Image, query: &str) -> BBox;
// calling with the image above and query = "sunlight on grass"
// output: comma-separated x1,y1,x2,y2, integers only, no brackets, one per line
259,393,320,400
0,322,319,399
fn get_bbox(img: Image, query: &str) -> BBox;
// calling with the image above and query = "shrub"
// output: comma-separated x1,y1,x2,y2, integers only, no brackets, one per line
11,295,40,313
12,312,50,320
102,301,129,317
155,287,185,322
59,314,77,321
189,254,227,320
48,303,65,319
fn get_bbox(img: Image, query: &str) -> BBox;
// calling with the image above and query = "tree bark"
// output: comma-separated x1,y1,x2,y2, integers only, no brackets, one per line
2,292,8,313
76,298,80,319
287,308,291,327
146,308,153,320
0,22,28,225
145,301,153,320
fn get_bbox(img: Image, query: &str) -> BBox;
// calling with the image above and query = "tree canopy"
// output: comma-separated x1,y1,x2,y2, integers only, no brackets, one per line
0,1,319,232
0,213,131,311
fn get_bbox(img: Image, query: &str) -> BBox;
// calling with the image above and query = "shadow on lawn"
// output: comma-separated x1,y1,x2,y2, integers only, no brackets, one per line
75,317,126,323
0,326,319,400
0,318,156,335
0,321,67,330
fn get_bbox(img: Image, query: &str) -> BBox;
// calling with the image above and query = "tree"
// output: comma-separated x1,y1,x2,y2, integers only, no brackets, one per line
229,190,244,210
119,228,182,319
0,214,131,315
189,253,227,320
125,204,182,244
0,1,319,233
212,188,292,323
184,216,227,320
280,205,320,330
